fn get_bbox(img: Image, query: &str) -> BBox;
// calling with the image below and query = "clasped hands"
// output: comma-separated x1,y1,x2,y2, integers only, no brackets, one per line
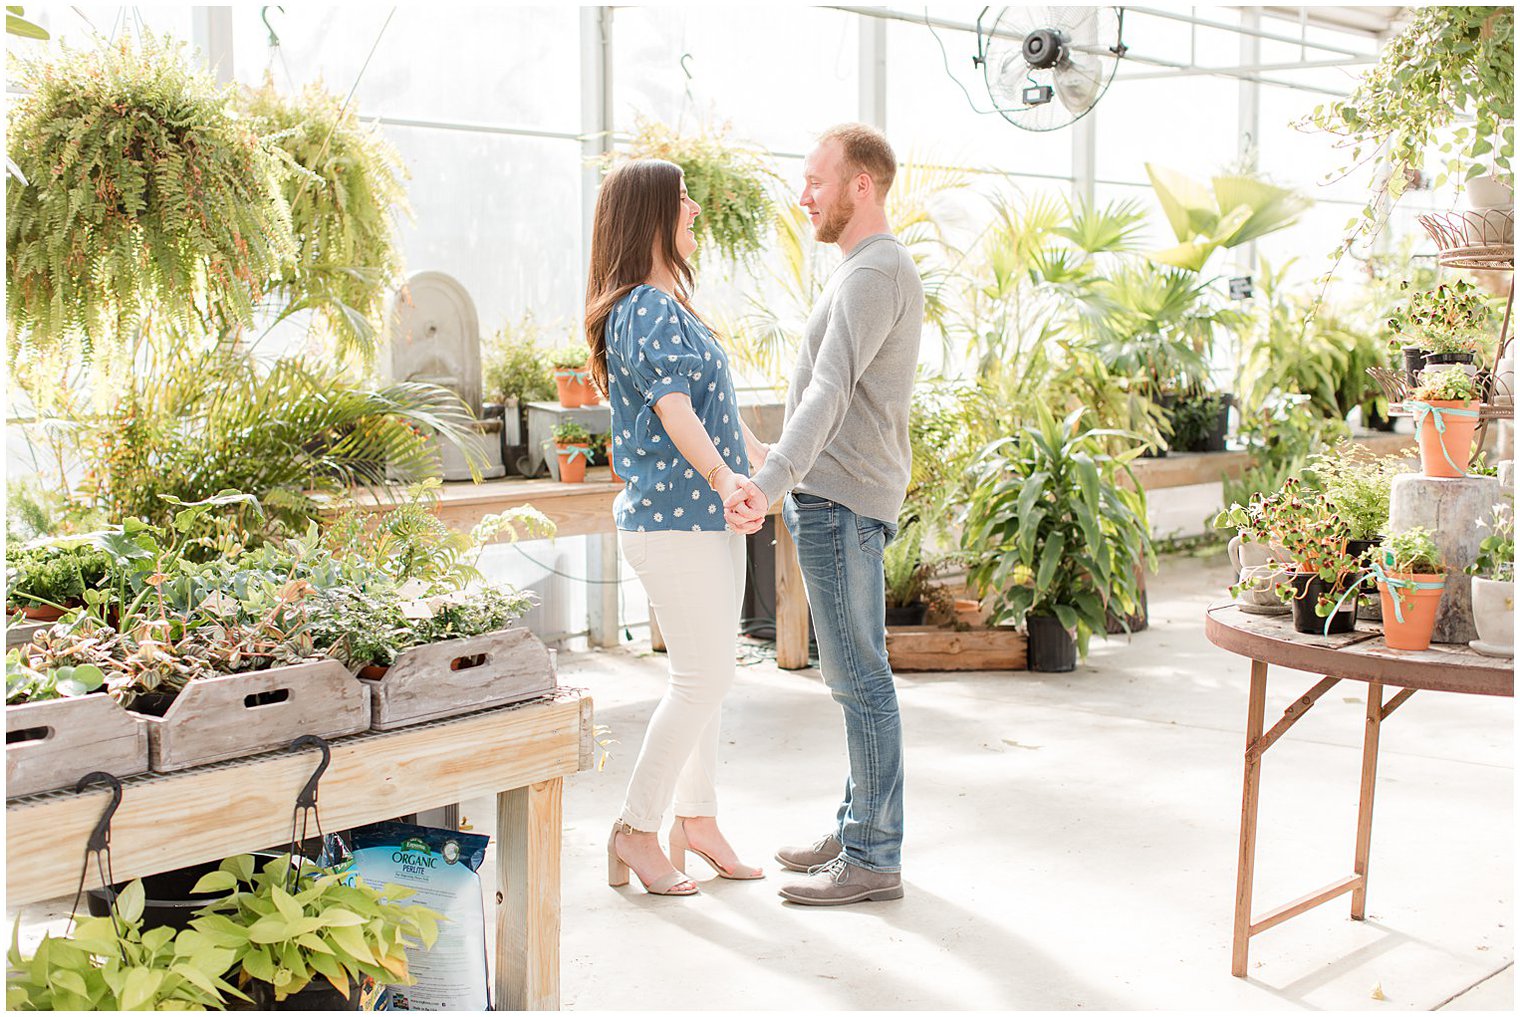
715,439,770,534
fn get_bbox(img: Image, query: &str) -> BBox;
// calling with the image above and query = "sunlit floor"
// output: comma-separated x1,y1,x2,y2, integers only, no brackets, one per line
8,552,1512,1010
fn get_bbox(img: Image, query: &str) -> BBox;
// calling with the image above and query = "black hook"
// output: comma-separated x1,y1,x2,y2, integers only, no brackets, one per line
290,735,330,809
75,771,123,854
260,5,285,49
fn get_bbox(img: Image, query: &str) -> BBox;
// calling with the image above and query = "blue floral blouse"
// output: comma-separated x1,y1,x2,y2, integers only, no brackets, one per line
606,284,749,532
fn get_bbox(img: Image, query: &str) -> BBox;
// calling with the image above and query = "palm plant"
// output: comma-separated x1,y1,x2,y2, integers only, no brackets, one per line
1144,163,1312,272
68,341,478,542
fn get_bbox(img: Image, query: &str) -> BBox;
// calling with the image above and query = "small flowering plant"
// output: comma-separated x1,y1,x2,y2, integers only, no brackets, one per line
1467,505,1515,582
1386,279,1491,356
1380,527,1444,575
1411,366,1478,402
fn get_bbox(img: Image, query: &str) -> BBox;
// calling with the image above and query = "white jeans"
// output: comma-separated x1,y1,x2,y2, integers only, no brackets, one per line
618,528,746,831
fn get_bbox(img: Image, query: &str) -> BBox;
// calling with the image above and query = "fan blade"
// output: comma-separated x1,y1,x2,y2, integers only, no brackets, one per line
1054,57,1102,113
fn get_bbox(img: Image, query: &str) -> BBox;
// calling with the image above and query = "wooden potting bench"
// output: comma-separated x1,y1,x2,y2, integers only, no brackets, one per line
5,690,593,1010
1204,604,1512,977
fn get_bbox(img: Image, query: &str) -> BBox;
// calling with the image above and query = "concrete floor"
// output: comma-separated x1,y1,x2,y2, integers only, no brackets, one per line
8,552,1513,1010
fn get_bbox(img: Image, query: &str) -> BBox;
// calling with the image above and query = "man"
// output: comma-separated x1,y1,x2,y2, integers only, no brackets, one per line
724,123,923,906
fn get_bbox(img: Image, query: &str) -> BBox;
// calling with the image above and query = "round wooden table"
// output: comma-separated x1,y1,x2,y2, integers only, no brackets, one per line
1204,602,1513,977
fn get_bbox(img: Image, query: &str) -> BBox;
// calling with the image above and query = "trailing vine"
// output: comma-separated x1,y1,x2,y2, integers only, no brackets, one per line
1300,6,1514,262
6,35,294,358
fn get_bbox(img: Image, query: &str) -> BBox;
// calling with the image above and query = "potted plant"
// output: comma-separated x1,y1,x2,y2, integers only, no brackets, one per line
483,317,558,469
549,343,595,409
5,542,112,621
1387,280,1492,388
6,880,250,1010
1376,527,1447,651
1305,442,1410,618
189,852,442,1008
1263,479,1361,635
1467,504,1514,657
551,421,593,483
1213,491,1293,615
883,521,951,627
1408,366,1481,478
1167,392,1232,453
960,405,1153,672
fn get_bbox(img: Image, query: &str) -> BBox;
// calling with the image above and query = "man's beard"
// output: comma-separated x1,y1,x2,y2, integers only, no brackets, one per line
815,189,855,244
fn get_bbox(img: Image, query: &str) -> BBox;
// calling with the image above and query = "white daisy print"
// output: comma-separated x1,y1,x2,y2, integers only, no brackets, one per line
722,413,729,423
669,314,679,324
622,457,631,467
718,392,726,402
655,481,666,492
691,490,701,500
641,498,652,507
707,382,717,392
674,507,684,517
653,512,663,522
692,524,701,532
637,307,648,316
704,351,712,361
651,435,661,443
653,340,662,351
656,460,667,470
722,446,730,456
684,468,694,479
708,504,718,514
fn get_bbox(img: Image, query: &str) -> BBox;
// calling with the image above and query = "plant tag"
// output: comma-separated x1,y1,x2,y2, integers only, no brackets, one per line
397,579,430,600
400,599,434,620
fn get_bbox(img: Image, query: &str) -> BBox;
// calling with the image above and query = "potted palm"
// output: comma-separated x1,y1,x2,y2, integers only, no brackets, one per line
1408,367,1481,478
551,421,593,483
1376,527,1447,651
960,405,1153,672
1467,504,1514,657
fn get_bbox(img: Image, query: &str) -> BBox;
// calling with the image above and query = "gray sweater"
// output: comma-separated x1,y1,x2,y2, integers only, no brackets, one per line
750,233,923,524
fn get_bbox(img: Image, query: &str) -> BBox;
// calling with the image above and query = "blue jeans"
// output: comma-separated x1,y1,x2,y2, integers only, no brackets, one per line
782,492,903,872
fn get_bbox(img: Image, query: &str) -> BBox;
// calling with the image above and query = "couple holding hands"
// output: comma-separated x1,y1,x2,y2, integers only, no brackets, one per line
587,123,922,906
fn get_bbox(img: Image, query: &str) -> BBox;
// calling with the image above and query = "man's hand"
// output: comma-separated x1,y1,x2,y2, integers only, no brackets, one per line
722,478,768,534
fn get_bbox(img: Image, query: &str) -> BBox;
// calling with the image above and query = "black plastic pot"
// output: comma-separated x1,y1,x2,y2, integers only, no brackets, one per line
86,852,282,931
1423,351,1475,367
1288,572,1355,635
885,602,929,627
1198,395,1231,453
1027,614,1077,672
1363,402,1397,432
240,978,363,1011
1402,347,1427,390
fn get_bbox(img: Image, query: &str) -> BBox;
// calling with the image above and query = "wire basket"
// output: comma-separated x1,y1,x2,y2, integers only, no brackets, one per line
1417,209,1515,269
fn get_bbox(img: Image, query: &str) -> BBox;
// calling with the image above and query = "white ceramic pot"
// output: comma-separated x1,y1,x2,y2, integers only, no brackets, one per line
1470,576,1514,657
1467,175,1515,211
1228,536,1291,615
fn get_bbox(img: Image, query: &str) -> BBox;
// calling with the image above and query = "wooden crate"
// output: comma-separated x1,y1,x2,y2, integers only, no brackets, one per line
138,661,370,773
360,628,557,731
6,621,49,649
7,695,149,798
886,625,1028,672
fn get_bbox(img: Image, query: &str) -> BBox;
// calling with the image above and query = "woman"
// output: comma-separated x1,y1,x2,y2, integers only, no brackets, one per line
585,159,771,896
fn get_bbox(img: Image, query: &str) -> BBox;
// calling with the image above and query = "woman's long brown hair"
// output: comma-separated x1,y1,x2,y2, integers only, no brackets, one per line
583,159,699,396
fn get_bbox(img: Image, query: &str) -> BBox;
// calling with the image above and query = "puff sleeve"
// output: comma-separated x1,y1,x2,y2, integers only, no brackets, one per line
611,287,708,406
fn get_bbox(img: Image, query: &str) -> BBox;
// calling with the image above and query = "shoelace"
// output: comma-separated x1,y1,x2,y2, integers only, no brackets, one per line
817,856,850,882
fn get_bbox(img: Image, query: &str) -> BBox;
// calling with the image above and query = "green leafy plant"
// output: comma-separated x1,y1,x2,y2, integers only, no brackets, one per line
1381,526,1444,575
1412,366,1477,402
553,421,591,445
1144,163,1311,272
1303,442,1410,541
5,543,112,611
239,77,410,363
1303,5,1514,258
189,853,441,1004
6,35,294,357
5,653,104,704
482,315,558,405
6,880,248,1010
1167,392,1230,452
1468,504,1514,581
615,115,778,265
960,404,1154,658
1387,280,1493,356
547,343,591,371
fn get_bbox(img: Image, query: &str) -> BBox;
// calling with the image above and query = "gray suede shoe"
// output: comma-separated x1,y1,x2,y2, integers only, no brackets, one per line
774,833,843,873
778,856,903,906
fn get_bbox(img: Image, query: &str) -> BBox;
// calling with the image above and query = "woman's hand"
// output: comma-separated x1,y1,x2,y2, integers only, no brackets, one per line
746,438,771,471
715,469,766,534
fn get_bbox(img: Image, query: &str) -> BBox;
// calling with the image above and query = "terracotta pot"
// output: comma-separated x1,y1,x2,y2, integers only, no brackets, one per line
553,369,585,409
358,664,389,680
1470,576,1514,656
579,362,602,406
1377,572,1446,651
1414,399,1479,478
556,443,590,483
15,604,66,621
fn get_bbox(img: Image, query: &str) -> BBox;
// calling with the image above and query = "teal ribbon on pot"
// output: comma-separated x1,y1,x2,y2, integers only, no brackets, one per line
556,368,591,384
1407,399,1480,477
1320,556,1445,635
557,444,595,465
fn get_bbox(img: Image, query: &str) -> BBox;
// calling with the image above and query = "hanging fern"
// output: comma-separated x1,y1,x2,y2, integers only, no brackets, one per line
613,116,778,266
240,77,410,364
6,35,295,358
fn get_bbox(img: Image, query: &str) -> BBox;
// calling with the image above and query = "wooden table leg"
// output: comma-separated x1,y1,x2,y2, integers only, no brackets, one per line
774,519,811,670
1351,681,1383,920
1232,659,1269,977
496,778,563,1010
